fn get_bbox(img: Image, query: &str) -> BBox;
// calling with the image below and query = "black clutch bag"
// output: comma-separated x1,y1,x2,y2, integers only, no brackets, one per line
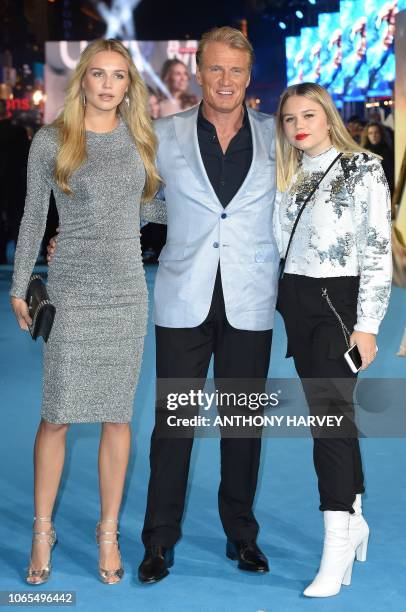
26,274,56,342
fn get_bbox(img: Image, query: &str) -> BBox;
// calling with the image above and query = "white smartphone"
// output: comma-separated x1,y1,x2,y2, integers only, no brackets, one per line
344,344,378,373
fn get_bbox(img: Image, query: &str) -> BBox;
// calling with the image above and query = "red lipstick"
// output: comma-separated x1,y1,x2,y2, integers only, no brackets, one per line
295,134,310,141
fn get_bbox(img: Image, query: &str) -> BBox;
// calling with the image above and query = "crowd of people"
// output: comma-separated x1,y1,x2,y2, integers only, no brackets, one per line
0,66,397,267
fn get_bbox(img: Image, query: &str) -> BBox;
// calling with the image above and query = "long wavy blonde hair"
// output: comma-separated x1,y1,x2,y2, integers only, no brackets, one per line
276,82,373,191
53,39,161,200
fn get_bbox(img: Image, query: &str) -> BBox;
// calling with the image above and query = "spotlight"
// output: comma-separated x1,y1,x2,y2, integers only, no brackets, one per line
32,90,43,105
279,21,287,30
308,0,316,5
296,10,304,19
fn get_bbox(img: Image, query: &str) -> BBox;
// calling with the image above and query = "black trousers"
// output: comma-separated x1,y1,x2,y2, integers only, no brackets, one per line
142,269,273,547
277,273,365,513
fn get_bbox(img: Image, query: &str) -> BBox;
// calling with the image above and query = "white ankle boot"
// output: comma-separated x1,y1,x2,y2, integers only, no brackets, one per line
303,511,355,598
349,494,369,562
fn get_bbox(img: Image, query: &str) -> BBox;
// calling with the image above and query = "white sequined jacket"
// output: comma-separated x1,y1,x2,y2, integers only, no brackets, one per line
273,146,392,334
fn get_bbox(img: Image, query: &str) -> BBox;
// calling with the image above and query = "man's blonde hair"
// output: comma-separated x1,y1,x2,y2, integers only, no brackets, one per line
196,26,254,70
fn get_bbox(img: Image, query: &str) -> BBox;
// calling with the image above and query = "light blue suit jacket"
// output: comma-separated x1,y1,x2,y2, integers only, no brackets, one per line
153,104,279,331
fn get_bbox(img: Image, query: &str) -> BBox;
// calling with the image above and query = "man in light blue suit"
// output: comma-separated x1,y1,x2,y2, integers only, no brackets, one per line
139,27,280,583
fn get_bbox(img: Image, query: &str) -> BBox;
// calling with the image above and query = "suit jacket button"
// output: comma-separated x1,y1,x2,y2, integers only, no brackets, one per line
221,213,227,219
213,242,219,248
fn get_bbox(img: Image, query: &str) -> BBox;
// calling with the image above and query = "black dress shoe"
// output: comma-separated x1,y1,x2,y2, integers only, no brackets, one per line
138,545,174,584
226,540,269,573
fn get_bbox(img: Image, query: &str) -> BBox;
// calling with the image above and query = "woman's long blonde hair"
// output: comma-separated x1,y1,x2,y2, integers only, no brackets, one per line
53,38,161,200
276,83,372,191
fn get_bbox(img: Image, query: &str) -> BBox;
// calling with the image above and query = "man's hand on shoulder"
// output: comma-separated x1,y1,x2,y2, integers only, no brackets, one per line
46,227,59,264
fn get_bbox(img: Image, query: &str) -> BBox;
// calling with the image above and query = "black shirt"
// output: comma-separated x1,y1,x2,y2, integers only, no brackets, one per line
197,104,253,208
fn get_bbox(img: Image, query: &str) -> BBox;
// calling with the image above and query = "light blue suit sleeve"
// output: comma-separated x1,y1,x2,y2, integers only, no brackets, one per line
273,190,285,257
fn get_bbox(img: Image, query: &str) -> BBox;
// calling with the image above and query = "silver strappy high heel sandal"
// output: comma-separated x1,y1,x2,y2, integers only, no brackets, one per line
26,516,57,585
95,519,124,584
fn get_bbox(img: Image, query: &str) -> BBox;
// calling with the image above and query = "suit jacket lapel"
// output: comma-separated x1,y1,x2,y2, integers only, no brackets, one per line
173,106,222,212
226,108,271,212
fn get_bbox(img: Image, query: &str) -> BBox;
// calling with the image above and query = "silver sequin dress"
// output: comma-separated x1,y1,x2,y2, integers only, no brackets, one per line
11,119,166,424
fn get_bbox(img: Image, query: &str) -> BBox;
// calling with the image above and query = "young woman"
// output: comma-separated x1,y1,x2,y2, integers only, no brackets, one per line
274,83,392,597
10,39,165,585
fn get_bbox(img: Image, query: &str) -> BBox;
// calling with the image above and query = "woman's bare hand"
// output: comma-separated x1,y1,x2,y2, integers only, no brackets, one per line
349,330,377,371
11,297,32,331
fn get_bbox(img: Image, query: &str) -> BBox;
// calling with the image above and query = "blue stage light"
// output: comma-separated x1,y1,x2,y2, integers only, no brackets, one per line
296,10,304,18
279,21,287,30
308,0,316,5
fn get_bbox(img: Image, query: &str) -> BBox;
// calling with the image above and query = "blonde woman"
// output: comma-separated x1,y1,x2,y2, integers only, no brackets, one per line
274,83,391,597
10,39,165,585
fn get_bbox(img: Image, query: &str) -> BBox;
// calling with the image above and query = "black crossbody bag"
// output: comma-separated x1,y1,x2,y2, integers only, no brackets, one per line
278,152,343,280
26,274,56,342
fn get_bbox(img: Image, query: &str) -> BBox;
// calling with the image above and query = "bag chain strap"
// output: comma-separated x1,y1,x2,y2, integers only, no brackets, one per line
279,152,343,280
30,299,53,330
321,288,351,350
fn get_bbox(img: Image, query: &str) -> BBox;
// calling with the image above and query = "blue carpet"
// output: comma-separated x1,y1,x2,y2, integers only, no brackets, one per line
0,265,405,611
